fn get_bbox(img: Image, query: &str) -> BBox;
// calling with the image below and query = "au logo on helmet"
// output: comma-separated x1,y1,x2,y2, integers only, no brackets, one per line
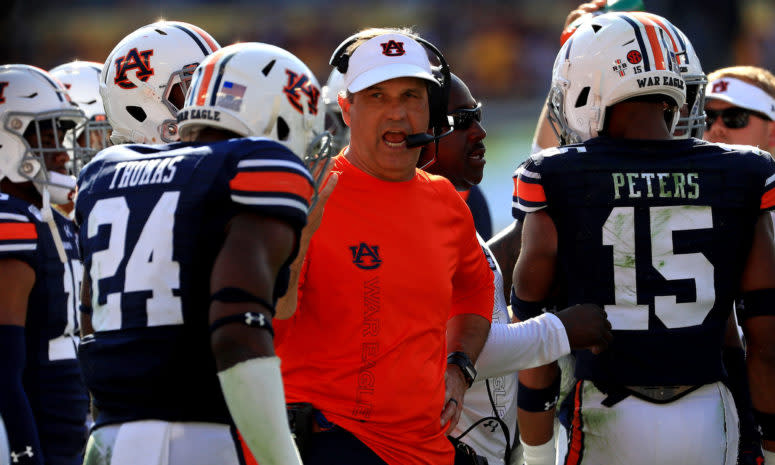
380,40,405,57
0,82,8,104
114,48,155,89
283,69,320,115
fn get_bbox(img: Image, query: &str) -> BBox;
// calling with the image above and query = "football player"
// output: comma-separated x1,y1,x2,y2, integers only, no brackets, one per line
0,64,89,465
75,21,220,339
49,60,111,216
510,10,766,465
50,60,111,176
75,42,333,465
513,11,775,465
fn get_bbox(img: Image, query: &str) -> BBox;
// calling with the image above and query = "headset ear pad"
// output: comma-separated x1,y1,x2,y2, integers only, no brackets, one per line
329,35,358,74
428,66,449,132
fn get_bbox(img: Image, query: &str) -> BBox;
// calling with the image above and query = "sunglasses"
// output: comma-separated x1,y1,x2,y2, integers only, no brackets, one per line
447,102,482,131
705,107,769,130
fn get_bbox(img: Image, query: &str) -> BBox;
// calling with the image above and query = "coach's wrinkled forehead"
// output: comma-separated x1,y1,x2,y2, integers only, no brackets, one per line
344,33,438,93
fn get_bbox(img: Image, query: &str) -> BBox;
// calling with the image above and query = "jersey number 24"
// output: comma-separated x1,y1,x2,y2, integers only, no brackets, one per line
87,192,182,332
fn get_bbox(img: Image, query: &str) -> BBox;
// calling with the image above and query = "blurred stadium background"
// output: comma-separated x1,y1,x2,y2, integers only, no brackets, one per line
1,0,773,231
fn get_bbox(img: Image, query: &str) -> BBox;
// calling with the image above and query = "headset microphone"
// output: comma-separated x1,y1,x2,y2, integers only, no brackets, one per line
405,127,454,148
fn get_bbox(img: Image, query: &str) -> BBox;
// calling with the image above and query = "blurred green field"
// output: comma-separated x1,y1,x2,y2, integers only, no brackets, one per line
478,115,538,233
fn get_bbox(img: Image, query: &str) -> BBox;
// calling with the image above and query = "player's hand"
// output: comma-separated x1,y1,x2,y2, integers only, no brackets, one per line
555,304,613,354
441,364,467,432
563,0,607,30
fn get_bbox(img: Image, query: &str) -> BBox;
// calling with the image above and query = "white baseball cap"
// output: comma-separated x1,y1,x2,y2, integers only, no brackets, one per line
706,77,775,120
344,33,438,93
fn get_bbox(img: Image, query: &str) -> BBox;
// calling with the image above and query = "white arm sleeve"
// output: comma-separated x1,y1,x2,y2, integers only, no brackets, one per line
475,313,570,379
217,356,302,465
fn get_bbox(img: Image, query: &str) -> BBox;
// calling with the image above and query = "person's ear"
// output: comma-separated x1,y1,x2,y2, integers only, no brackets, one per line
767,120,775,153
338,93,352,127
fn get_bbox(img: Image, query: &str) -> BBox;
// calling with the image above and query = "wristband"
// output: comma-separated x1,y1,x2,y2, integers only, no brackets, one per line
447,351,477,388
210,312,274,337
511,289,547,321
518,376,561,412
738,288,775,321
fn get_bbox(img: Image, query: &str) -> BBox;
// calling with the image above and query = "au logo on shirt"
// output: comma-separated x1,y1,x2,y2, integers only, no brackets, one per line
350,243,381,270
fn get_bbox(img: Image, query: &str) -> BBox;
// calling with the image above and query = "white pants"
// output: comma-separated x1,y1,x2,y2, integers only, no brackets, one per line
557,381,738,465
83,421,246,465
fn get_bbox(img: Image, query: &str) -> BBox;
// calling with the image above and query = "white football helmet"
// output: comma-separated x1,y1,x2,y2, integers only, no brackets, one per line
322,68,349,153
0,65,85,204
50,60,111,173
100,21,219,145
547,12,687,144
178,42,332,195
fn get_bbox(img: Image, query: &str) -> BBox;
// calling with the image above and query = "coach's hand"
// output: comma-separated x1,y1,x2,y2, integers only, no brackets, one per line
556,304,613,354
441,364,467,432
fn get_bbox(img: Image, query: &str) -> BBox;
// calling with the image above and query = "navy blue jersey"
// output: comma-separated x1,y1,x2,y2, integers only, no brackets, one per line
75,137,312,427
465,185,493,241
0,194,87,464
514,137,775,387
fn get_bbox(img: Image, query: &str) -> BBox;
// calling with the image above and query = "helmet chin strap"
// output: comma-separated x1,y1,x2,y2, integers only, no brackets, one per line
40,187,67,263
33,172,74,264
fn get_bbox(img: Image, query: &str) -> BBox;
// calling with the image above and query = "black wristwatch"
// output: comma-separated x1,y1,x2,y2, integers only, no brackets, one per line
447,351,477,388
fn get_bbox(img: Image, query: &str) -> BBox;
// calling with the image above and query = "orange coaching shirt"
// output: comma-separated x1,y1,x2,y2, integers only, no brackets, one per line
276,154,493,464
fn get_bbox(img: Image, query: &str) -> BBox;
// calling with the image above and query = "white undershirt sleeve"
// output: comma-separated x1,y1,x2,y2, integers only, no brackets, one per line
475,312,571,379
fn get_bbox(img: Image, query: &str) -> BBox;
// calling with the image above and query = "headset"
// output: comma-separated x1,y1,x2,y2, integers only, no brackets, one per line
329,32,453,149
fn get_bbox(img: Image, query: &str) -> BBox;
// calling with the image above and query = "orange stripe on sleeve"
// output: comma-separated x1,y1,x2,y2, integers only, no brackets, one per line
0,223,37,241
230,171,314,201
512,176,519,197
516,178,546,203
188,24,220,53
761,187,775,210
195,49,225,106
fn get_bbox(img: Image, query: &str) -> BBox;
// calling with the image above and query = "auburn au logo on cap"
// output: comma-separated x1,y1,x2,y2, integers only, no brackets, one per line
380,40,405,57
343,33,437,93
712,80,728,93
